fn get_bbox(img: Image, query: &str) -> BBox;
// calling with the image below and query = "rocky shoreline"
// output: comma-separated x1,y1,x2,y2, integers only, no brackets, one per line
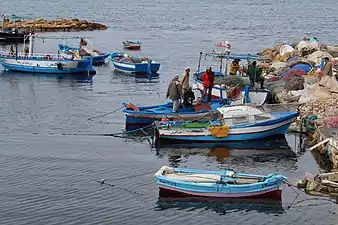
4,18,107,32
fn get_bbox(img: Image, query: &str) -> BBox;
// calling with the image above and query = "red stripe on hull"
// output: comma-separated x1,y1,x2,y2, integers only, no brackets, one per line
159,187,282,200
124,46,141,50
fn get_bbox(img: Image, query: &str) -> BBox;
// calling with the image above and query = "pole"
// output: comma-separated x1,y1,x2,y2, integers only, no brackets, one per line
220,57,223,73
15,41,18,60
1,15,5,32
28,33,33,57
197,51,202,74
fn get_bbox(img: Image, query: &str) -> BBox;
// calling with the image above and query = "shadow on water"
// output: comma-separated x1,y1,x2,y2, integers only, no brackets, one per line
112,69,160,81
0,70,94,83
155,196,284,215
154,136,298,167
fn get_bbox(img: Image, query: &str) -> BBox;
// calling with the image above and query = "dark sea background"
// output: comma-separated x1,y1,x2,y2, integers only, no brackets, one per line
1,0,338,224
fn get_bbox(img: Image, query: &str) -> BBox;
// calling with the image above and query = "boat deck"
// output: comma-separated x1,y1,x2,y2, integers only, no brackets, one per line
165,173,261,185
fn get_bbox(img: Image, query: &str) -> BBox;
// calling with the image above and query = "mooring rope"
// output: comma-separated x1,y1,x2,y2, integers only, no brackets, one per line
283,179,336,209
97,168,158,203
88,106,124,120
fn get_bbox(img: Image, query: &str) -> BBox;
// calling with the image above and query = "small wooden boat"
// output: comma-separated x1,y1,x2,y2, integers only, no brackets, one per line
155,105,298,142
0,15,30,44
155,166,286,199
58,44,110,66
110,52,160,74
0,30,30,44
122,99,230,130
0,34,96,75
123,40,142,50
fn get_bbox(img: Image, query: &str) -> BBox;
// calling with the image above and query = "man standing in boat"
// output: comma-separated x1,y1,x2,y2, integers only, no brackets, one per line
180,67,190,95
247,61,264,89
201,67,215,102
166,76,183,113
229,59,244,75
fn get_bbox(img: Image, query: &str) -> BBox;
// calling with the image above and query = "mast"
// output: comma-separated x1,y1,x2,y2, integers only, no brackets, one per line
28,33,33,57
1,15,5,32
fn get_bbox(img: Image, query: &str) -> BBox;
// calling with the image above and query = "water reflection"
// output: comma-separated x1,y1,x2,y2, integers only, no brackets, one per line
155,196,284,215
112,69,160,81
155,136,298,167
0,70,94,83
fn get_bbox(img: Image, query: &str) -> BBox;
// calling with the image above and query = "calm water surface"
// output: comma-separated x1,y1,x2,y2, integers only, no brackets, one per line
1,0,338,224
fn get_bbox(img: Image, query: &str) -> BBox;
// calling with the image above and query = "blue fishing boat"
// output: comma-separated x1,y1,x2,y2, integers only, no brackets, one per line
123,99,228,130
155,105,298,142
194,52,271,105
0,34,96,75
110,52,160,74
58,43,110,66
155,166,286,199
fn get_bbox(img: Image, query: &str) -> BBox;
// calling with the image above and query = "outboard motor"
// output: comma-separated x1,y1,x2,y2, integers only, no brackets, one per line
57,63,63,70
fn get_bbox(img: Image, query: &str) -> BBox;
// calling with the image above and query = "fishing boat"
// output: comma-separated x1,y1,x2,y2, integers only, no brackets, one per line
123,99,230,130
0,15,30,44
110,52,160,74
123,40,142,50
194,52,271,105
155,166,286,199
123,84,232,129
0,34,96,75
154,105,299,142
58,42,110,66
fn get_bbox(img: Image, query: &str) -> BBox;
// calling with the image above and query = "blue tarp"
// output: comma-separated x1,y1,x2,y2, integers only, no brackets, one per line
290,63,312,74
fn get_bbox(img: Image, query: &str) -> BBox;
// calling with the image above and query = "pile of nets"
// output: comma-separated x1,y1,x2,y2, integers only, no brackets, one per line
130,56,151,63
324,116,338,128
214,76,249,88
285,75,305,91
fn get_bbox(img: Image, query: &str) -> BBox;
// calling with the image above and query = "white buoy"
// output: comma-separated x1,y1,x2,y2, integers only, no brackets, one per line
99,179,105,184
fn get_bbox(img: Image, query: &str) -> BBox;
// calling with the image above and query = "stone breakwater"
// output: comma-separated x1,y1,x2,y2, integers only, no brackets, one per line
4,19,107,32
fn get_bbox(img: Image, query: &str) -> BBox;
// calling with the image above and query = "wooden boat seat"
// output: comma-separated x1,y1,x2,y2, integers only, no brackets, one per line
165,173,262,185
165,173,220,183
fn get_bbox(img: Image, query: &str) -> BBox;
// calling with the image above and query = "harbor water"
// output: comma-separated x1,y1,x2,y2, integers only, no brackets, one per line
1,0,338,224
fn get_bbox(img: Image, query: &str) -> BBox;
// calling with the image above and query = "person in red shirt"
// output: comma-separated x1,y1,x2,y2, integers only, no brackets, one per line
201,67,214,102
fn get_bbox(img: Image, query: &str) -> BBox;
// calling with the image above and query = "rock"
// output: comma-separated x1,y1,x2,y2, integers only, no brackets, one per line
328,173,338,182
317,184,329,193
4,18,108,32
297,178,308,188
328,186,335,193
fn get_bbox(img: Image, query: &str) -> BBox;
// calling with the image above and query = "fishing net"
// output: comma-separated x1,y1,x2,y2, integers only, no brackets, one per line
214,76,249,88
323,116,338,128
129,56,151,63
284,75,305,91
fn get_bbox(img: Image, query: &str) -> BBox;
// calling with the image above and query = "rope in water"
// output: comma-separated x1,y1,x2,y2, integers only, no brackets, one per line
283,179,337,209
88,106,124,120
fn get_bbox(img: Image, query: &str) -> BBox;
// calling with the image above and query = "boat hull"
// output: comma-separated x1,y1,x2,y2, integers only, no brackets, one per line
0,31,28,43
112,60,160,73
123,100,226,130
123,45,141,50
157,112,298,142
83,54,110,66
0,57,96,75
155,167,285,200
125,111,214,129
158,186,282,199
123,41,141,50
58,44,109,66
